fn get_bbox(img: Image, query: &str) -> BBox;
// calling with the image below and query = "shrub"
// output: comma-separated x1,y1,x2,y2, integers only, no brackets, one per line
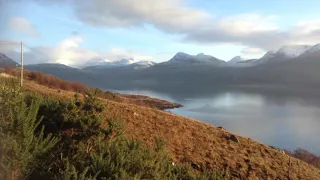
288,148,320,169
4,66,14,75
0,78,60,180
35,90,105,137
53,122,228,180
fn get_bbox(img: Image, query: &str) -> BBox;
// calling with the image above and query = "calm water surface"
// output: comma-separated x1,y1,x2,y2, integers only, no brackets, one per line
117,89,320,155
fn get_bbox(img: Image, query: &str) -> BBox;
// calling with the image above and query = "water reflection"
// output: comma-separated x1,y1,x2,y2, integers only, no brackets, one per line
117,89,320,155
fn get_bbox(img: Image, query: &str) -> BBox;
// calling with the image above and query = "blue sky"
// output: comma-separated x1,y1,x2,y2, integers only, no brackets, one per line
1,0,320,67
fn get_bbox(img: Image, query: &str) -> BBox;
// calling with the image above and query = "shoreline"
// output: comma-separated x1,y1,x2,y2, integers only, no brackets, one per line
118,93,183,110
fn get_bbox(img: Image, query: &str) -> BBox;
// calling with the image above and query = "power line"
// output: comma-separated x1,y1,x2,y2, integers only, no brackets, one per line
0,41,20,45
1,41,98,81
22,43,96,80
23,43,57,63
0,42,20,48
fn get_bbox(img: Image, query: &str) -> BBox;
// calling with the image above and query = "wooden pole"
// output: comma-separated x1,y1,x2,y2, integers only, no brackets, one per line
20,42,23,87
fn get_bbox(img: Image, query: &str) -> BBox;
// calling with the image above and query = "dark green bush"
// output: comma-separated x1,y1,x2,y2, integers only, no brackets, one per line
0,78,60,180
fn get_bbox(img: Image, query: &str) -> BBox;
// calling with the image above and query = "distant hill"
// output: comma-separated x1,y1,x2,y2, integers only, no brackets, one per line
25,63,101,88
4,43,320,94
0,53,19,68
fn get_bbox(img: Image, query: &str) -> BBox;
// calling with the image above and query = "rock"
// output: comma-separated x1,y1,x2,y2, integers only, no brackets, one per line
75,101,81,107
269,145,276,149
191,163,202,171
229,134,240,143
133,112,139,116
217,126,225,130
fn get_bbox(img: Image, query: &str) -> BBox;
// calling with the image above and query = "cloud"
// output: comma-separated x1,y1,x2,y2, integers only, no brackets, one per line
241,47,266,59
32,0,320,52
8,17,40,37
0,35,153,67
0,0,12,35
34,0,211,32
286,20,320,45
69,0,210,32
184,14,285,50
100,48,152,62
2,0,319,62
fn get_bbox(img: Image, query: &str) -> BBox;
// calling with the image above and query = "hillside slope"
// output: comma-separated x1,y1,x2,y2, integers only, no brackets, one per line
0,53,18,68
23,80,320,180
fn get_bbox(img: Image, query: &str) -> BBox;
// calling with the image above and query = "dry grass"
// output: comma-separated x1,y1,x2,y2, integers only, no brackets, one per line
118,94,182,110
6,68,181,110
22,80,320,180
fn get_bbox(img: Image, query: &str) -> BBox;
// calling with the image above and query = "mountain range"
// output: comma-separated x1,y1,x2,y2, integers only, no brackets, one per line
83,60,157,72
2,43,320,94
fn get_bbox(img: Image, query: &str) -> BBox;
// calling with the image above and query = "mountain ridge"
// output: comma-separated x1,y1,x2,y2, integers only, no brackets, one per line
164,52,226,66
2,43,320,93
0,53,19,68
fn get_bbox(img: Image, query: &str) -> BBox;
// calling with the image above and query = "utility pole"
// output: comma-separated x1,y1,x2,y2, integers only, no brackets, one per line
20,42,24,87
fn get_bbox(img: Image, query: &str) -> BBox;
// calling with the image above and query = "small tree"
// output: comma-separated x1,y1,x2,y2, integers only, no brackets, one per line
0,78,60,180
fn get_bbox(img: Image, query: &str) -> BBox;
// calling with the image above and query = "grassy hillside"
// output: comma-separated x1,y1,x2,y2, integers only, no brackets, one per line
0,78,225,180
2,68,182,110
1,75,320,179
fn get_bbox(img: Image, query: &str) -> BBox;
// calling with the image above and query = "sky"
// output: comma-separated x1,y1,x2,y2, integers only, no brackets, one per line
1,0,320,67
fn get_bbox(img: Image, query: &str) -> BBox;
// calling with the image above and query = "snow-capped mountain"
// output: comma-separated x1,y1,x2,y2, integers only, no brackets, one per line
102,58,136,67
255,45,311,64
169,52,194,62
227,45,312,67
127,60,157,69
228,56,245,64
247,51,276,65
132,60,156,66
260,51,276,60
299,43,320,57
83,59,156,71
276,45,311,59
83,58,136,70
166,52,226,66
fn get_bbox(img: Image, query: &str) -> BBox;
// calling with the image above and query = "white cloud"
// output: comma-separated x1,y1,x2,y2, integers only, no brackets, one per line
292,20,320,35
3,0,320,61
73,0,210,32
33,0,211,34
37,0,320,51
0,0,12,35
101,48,152,62
285,20,320,45
8,17,40,37
28,1,307,50
241,47,266,59
0,35,153,67
184,14,284,50
215,14,278,34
